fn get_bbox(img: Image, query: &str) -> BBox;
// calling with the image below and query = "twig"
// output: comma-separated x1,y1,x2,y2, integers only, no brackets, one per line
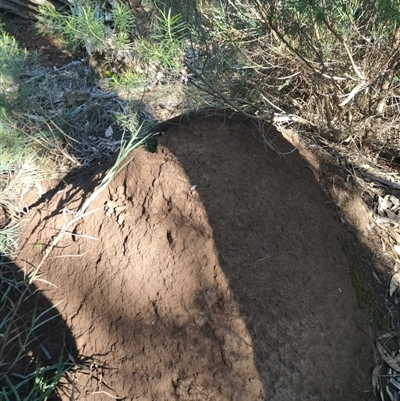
91,391,125,400
339,82,369,107
363,173,400,190
273,114,317,127
321,16,365,81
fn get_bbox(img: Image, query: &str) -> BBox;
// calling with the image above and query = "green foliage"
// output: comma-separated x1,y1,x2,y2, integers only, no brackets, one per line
0,27,26,106
137,38,183,71
0,118,31,173
137,7,186,72
38,0,108,53
64,1,107,52
0,29,24,74
376,0,400,25
110,71,148,94
112,2,135,46
38,0,190,73
38,0,135,55
154,8,186,42
114,110,142,134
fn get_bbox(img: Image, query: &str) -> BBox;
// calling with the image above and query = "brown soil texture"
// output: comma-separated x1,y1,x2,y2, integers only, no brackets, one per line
16,117,374,400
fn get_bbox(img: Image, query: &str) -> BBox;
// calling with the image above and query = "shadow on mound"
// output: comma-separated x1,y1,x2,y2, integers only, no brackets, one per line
158,116,375,401
0,257,79,401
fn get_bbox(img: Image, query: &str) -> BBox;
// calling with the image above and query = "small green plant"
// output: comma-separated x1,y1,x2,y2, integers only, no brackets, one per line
38,0,135,56
154,7,186,43
0,118,55,226
109,71,148,94
111,2,136,47
137,7,186,72
1,358,73,401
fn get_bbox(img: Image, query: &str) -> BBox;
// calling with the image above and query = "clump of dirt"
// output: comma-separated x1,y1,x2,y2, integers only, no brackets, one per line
16,117,374,400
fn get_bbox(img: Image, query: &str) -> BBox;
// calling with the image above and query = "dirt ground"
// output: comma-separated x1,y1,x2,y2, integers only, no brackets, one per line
15,116,375,401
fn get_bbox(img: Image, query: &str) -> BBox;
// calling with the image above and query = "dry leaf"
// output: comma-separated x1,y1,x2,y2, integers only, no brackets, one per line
378,195,389,217
373,271,382,284
390,195,400,207
387,209,398,220
372,364,382,395
385,385,396,401
105,125,113,138
390,273,400,296
377,340,400,370
389,228,400,244
389,377,400,391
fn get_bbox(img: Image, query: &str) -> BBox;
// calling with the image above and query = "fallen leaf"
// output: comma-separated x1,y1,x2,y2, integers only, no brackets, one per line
377,340,400,370
105,125,113,138
388,228,400,244
390,195,400,207
378,195,389,217
389,377,400,391
373,271,382,284
385,385,396,401
372,364,382,396
390,273,400,296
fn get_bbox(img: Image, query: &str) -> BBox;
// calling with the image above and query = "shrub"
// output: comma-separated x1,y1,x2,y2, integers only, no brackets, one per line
183,0,400,149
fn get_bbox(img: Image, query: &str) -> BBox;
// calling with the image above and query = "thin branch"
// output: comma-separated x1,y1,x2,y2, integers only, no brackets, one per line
185,62,271,122
375,25,400,115
321,16,365,81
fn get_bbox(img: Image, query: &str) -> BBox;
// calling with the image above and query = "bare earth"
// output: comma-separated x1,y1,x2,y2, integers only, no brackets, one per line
16,116,373,400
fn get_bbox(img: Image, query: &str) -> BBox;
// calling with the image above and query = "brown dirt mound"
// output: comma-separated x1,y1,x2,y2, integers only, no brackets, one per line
17,117,374,400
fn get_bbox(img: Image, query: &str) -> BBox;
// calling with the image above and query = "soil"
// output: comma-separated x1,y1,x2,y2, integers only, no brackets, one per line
15,117,375,401
0,13,85,69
